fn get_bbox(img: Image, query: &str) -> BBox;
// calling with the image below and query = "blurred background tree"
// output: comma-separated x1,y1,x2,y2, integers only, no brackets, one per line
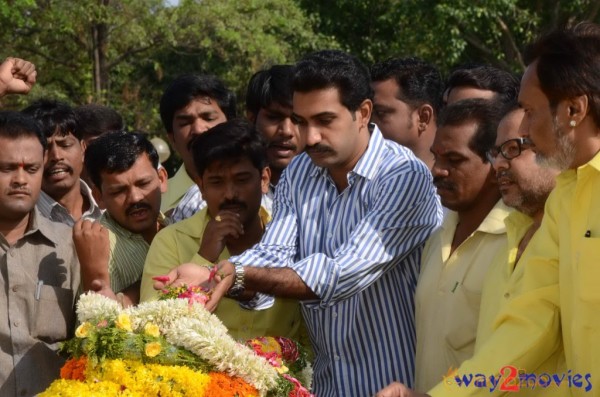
0,0,598,171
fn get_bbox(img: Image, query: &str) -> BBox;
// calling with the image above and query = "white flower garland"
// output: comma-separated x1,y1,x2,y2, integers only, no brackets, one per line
76,293,278,395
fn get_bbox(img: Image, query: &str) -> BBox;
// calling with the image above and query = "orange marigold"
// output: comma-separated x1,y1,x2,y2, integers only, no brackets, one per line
205,372,258,397
60,356,87,381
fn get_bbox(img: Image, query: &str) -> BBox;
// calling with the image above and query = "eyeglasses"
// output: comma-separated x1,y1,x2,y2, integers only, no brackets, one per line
486,137,534,163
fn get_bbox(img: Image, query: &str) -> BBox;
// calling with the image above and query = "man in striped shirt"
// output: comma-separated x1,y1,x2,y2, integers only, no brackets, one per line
155,50,442,396
73,131,168,306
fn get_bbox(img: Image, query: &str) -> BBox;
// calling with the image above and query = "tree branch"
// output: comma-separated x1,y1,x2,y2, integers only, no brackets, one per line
496,16,525,70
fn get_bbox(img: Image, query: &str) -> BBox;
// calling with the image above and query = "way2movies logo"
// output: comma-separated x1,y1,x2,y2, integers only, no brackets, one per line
443,365,592,392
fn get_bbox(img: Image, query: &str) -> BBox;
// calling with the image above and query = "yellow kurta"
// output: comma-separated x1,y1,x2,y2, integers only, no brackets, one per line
160,165,194,212
429,152,600,397
415,200,511,392
140,207,308,344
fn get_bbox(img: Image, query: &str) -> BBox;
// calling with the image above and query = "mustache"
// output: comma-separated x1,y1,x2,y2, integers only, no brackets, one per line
433,177,456,191
496,169,515,182
126,202,152,215
7,187,31,195
305,144,334,154
219,199,247,211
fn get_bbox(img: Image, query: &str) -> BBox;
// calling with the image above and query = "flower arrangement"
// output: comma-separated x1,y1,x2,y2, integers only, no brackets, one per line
40,290,313,397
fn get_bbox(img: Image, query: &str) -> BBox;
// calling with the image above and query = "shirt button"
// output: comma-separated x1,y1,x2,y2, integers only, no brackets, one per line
8,249,14,257
332,311,337,318
334,355,341,361
327,233,333,238
13,321,19,327
11,286,18,292
504,292,510,299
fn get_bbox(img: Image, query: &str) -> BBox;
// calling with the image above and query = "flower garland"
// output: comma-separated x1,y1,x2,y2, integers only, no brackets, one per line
41,292,313,397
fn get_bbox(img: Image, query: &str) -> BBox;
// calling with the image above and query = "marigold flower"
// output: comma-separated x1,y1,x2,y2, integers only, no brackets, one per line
144,323,160,338
145,342,162,358
115,313,132,332
274,364,289,374
75,322,92,338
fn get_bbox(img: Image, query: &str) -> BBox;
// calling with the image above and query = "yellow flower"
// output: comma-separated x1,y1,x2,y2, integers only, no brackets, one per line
144,322,160,338
75,322,92,338
274,365,289,374
145,342,162,358
115,313,132,332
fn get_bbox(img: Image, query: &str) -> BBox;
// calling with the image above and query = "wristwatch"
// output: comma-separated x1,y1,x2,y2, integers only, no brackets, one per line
227,262,245,298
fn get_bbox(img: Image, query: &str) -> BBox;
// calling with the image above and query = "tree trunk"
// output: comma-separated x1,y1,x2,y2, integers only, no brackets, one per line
92,0,110,103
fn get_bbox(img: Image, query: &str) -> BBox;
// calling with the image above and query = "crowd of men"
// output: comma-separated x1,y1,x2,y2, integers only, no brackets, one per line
0,21,599,397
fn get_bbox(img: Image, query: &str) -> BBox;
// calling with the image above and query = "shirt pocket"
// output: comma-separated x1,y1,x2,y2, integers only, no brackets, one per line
445,285,481,352
578,237,600,301
31,284,75,343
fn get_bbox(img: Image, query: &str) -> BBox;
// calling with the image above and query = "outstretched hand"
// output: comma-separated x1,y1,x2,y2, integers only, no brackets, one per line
152,261,235,312
0,57,36,96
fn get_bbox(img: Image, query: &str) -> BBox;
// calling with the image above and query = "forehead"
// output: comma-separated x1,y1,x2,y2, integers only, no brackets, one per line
100,153,156,184
518,62,547,106
47,132,79,141
292,87,345,117
175,97,224,115
447,86,496,105
372,78,400,100
0,135,44,160
433,122,478,152
496,109,525,143
203,157,257,177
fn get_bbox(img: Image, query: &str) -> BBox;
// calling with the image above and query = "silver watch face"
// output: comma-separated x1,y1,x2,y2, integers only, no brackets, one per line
228,284,244,297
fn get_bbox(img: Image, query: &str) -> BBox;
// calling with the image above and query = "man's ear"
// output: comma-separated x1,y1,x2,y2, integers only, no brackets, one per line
157,166,168,194
246,110,257,124
357,99,373,130
261,166,271,195
417,104,434,134
91,184,104,208
166,132,175,147
562,94,589,127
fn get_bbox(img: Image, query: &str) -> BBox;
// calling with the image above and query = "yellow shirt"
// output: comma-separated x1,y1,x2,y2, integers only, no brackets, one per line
475,211,565,396
415,200,511,392
428,152,600,397
160,165,194,212
139,207,307,343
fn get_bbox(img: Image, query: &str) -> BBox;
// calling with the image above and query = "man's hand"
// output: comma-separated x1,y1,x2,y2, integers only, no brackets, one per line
374,382,431,397
152,262,234,312
198,211,243,262
0,57,36,96
73,219,111,292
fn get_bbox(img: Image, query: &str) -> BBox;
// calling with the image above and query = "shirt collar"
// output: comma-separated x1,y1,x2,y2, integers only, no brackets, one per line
442,200,512,235
309,125,385,181
25,207,60,246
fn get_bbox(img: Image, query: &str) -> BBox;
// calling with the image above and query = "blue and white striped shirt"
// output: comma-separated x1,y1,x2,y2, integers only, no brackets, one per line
232,127,442,396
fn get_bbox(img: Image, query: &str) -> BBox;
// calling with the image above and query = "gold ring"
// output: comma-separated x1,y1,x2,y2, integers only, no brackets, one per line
215,215,222,222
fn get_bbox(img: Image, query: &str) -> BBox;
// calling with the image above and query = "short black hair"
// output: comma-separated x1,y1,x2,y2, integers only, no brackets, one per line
191,118,267,177
524,22,600,126
0,111,46,149
246,65,294,116
437,98,504,161
445,65,520,106
74,104,124,140
84,131,159,190
292,50,373,111
22,98,82,140
371,57,443,115
159,74,236,134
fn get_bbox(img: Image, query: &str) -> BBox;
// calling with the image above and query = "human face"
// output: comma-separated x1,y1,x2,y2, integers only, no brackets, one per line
254,102,303,172
445,86,497,106
430,122,496,211
518,62,576,171
96,153,167,237
371,79,419,147
292,87,371,178
168,97,227,178
43,132,85,198
0,136,44,221
489,109,558,216
198,157,269,228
